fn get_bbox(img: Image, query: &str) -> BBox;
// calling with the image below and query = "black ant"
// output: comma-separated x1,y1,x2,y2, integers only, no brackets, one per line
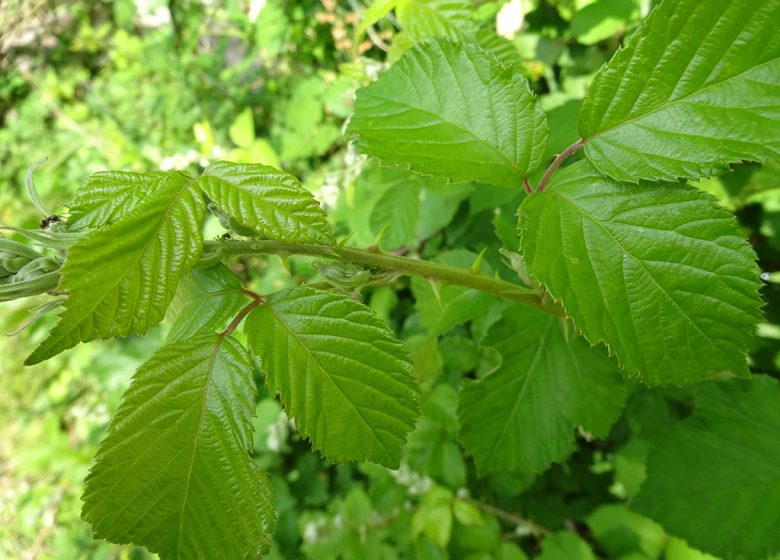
40,215,61,229
221,233,232,240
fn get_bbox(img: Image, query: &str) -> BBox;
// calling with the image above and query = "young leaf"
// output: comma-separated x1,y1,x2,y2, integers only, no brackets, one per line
68,171,165,229
348,38,549,188
519,160,762,386
245,287,419,467
166,263,248,342
632,376,780,560
579,0,780,182
81,334,274,559
199,161,334,244
459,305,627,476
26,172,205,364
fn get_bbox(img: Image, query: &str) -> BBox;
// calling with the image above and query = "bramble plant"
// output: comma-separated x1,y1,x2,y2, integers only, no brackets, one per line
2,0,780,558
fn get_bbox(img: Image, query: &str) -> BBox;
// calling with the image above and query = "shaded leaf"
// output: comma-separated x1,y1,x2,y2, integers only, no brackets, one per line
633,376,780,560
459,305,627,475
370,182,421,250
82,334,274,559
245,287,419,467
519,160,762,385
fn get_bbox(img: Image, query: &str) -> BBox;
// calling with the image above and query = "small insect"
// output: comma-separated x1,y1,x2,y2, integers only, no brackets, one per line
40,215,61,229
221,232,232,240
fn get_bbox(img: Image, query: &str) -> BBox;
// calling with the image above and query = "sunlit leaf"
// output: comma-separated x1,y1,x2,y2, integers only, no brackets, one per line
580,0,780,181
82,334,274,559
200,161,334,244
26,172,205,364
245,287,419,467
349,38,549,188
519,160,762,385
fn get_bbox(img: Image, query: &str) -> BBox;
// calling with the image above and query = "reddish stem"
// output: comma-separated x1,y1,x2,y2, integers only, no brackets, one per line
522,178,533,194
535,139,586,192
220,289,264,338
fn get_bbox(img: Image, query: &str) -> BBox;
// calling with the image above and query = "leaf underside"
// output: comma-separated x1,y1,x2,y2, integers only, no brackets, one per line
200,161,334,244
519,160,762,386
580,0,780,182
459,305,627,476
632,376,780,560
26,172,205,364
245,287,419,467
82,334,274,560
348,37,549,188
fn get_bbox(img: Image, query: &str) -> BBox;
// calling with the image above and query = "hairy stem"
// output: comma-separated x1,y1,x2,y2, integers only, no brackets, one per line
535,138,585,192
204,239,563,316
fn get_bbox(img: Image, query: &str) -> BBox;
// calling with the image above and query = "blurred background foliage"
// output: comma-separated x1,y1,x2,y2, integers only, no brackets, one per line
1,0,779,559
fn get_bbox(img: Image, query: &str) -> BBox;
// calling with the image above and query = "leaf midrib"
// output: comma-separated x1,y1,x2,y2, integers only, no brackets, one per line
359,90,525,181
547,189,732,370
584,56,780,143
265,301,394,463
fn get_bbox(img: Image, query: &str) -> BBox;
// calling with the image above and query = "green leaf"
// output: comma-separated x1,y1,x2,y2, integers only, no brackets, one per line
459,305,627,476
519,160,762,385
199,161,334,244
632,376,780,560
68,171,165,229
390,0,473,59
81,334,274,559
538,532,596,560
370,182,420,250
348,38,549,188
166,263,248,342
411,250,496,337
26,172,205,365
228,107,255,148
356,0,398,37
569,0,637,45
244,287,419,467
586,505,666,560
579,0,780,182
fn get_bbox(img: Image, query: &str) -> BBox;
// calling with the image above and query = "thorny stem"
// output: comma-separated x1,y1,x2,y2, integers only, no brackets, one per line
535,138,585,192
205,239,563,317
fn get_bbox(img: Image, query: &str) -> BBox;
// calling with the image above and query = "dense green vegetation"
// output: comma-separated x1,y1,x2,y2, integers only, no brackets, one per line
1,1,779,559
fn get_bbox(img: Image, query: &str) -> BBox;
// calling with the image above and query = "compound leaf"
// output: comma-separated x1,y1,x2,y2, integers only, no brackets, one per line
82,334,274,559
459,305,627,475
519,160,762,385
68,171,165,229
580,0,780,182
166,263,248,343
348,38,549,188
199,161,334,244
632,376,780,560
26,172,205,365
245,287,419,467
